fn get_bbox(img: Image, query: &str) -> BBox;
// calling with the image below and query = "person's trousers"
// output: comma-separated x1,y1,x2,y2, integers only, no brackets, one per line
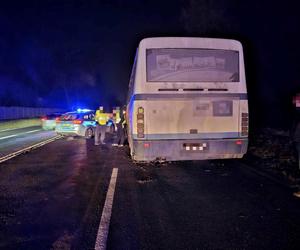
114,124,125,145
95,125,106,144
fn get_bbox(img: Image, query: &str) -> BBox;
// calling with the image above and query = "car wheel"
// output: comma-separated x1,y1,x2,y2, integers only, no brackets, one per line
85,127,93,139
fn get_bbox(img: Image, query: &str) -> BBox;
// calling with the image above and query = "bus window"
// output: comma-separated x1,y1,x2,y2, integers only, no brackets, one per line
146,48,239,82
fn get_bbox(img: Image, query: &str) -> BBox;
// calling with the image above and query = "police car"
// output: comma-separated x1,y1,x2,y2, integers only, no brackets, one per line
55,109,115,138
55,109,96,138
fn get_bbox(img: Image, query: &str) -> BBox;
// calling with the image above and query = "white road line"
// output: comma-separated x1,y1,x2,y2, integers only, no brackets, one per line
23,129,41,134
0,127,36,133
95,168,119,250
0,129,41,140
0,134,16,140
0,128,20,133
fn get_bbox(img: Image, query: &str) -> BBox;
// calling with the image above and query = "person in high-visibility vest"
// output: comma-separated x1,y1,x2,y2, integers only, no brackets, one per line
94,106,108,145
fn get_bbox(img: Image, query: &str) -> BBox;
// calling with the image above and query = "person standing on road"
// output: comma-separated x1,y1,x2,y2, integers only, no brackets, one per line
294,123,300,170
292,93,300,170
292,93,300,198
113,106,126,147
292,118,300,170
94,106,108,145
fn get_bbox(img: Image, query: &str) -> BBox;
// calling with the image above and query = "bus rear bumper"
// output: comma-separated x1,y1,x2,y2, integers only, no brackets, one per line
132,138,248,162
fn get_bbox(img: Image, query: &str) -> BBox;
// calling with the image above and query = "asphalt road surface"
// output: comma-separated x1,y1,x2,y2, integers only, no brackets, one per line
0,126,57,157
0,137,300,250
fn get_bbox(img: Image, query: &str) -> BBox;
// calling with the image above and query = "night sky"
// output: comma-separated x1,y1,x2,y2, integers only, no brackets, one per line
0,0,300,129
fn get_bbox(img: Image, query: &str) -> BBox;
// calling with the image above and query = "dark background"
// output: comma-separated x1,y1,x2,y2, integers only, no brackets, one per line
0,0,300,129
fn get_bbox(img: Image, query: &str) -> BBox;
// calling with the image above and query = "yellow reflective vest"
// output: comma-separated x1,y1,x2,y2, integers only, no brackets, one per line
95,110,108,125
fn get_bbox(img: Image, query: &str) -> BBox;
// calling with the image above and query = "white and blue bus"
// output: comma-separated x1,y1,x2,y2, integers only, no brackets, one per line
126,37,248,162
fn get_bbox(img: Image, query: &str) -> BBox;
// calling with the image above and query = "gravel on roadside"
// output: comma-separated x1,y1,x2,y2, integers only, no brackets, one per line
243,128,300,186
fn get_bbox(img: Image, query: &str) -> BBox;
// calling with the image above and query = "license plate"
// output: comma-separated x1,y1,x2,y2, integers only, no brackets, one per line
183,142,209,151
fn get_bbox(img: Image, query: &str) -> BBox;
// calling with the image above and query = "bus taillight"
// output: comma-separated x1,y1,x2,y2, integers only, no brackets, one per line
236,140,243,145
137,107,144,138
241,113,248,136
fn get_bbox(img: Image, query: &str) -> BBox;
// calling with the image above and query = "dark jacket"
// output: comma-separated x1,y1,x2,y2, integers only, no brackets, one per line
292,109,300,143
292,122,300,143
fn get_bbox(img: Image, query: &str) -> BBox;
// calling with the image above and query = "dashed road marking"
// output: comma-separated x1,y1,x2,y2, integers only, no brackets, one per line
95,168,118,250
0,129,41,140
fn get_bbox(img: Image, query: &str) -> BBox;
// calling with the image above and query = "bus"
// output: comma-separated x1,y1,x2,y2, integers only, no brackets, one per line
126,37,248,162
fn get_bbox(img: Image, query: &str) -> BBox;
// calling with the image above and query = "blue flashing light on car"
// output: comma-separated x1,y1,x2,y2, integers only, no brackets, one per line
77,108,92,113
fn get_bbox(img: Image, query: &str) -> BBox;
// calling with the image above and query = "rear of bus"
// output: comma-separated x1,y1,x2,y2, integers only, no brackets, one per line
127,37,248,162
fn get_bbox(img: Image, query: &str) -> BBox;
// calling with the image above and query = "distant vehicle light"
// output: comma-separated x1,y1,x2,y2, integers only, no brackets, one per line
41,116,47,121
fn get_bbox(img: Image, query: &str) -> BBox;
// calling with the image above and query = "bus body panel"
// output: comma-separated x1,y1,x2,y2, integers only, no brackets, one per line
129,98,248,161
132,98,240,140
132,139,248,162
126,37,248,162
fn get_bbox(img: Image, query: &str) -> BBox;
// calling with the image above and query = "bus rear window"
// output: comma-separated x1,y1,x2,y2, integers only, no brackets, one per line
146,48,239,82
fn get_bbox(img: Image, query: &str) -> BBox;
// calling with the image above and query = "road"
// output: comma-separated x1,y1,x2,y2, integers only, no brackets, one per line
0,137,300,249
0,126,57,158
